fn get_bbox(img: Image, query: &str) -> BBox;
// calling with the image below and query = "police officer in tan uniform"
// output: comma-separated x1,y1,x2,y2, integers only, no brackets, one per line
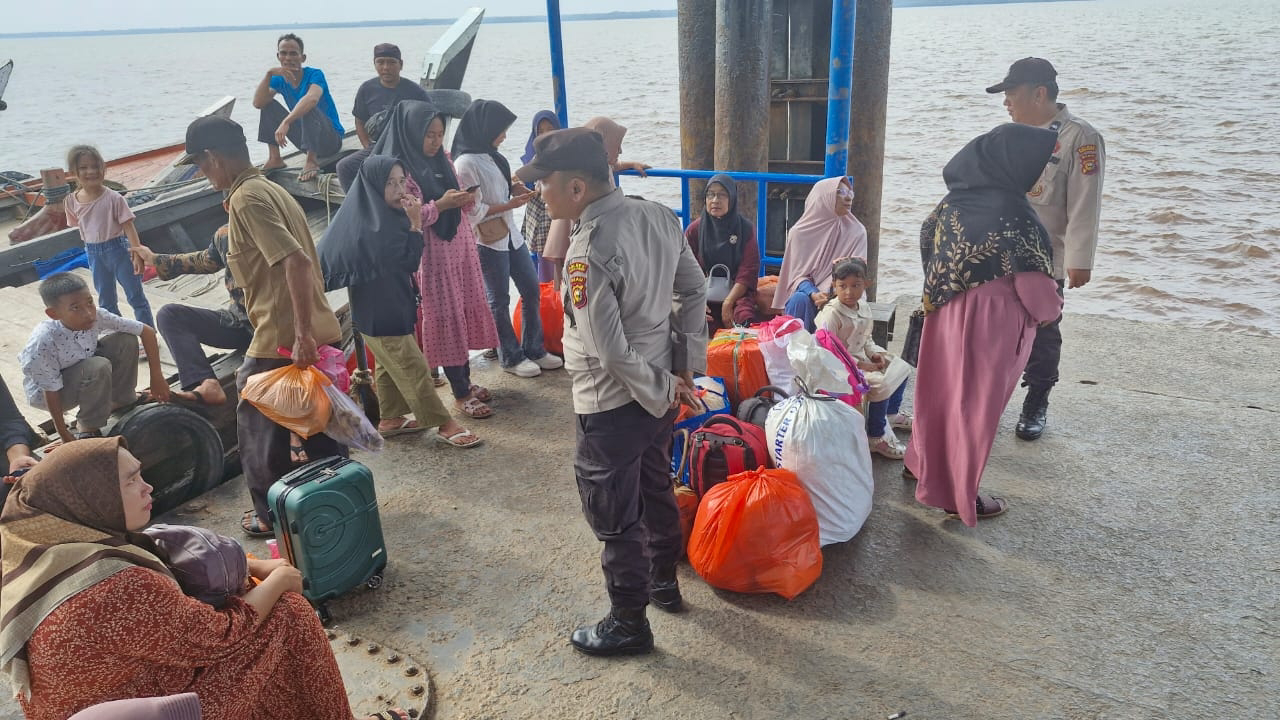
987,58,1105,440
516,128,706,657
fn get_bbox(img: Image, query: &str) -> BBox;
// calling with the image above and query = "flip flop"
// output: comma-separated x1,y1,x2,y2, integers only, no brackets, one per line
945,495,1008,520
436,428,483,449
367,711,408,720
379,418,428,438
299,166,319,182
433,375,447,388
469,384,492,403
241,510,274,538
456,398,493,419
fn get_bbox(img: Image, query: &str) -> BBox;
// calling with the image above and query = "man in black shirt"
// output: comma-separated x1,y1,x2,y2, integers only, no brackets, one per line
337,43,429,190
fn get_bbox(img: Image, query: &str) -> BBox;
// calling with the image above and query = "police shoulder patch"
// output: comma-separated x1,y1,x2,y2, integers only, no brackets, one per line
567,260,589,309
1077,144,1100,176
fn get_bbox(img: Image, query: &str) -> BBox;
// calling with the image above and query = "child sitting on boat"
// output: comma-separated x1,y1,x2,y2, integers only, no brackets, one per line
63,144,154,331
18,272,168,443
815,257,914,459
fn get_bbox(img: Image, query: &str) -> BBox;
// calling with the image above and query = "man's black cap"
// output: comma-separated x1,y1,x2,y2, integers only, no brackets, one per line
177,115,246,165
985,57,1058,94
515,127,610,184
373,43,402,60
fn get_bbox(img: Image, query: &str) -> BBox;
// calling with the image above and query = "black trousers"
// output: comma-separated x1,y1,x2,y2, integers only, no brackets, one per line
155,304,252,391
336,147,372,192
236,355,346,523
574,402,681,610
1022,279,1066,391
258,100,342,158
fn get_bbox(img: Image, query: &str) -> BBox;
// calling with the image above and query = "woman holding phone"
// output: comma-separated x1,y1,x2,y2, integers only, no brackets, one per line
452,99,560,379
371,100,501,420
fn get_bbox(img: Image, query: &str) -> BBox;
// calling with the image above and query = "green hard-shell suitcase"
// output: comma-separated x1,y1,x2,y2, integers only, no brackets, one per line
267,456,387,623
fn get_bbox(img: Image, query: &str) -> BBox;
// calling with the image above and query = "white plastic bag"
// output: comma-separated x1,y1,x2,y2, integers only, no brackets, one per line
757,315,804,394
693,376,730,415
321,384,385,453
765,393,874,546
785,331,852,397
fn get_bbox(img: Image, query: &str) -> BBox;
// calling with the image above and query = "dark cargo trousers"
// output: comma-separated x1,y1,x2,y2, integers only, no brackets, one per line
574,402,681,610
258,101,342,159
1021,279,1066,390
236,355,347,525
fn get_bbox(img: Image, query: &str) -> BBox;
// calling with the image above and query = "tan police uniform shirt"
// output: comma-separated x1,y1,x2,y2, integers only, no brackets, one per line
1028,103,1105,278
561,189,708,418
224,168,342,359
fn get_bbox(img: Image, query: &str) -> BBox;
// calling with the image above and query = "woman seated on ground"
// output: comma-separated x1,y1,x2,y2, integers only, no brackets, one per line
0,437,407,720
319,156,481,448
683,173,760,330
772,176,868,331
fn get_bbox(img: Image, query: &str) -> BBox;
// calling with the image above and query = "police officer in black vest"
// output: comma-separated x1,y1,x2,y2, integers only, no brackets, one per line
517,128,707,656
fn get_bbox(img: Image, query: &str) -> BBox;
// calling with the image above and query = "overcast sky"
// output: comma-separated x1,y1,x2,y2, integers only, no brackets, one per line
0,1,676,35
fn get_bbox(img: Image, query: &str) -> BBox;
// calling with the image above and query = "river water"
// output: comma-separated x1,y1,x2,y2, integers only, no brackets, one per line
1,0,1276,336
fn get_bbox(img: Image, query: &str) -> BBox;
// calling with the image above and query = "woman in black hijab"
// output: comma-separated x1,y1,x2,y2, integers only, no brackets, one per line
452,99,557,379
368,100,501,421
319,156,481,448
682,173,760,329
905,123,1063,526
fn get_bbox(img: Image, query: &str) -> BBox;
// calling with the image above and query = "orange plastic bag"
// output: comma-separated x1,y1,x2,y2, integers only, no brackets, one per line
674,481,700,558
687,467,823,599
513,281,565,355
241,364,333,438
707,328,770,407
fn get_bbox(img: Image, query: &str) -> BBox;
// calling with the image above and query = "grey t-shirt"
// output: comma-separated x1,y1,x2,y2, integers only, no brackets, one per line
351,77,430,122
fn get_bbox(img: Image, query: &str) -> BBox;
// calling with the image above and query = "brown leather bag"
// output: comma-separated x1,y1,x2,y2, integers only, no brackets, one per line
476,216,508,243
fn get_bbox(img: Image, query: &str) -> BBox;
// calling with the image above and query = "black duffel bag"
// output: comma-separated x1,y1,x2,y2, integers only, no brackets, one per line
736,385,790,428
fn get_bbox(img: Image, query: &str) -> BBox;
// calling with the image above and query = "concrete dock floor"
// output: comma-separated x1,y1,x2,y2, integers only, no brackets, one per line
2,312,1275,720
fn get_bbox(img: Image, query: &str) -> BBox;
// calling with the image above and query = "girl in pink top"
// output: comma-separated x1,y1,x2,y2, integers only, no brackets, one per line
63,145,154,327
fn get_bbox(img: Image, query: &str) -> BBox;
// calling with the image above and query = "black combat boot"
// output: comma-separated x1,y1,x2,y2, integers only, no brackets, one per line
1015,386,1051,441
649,565,684,613
570,606,654,656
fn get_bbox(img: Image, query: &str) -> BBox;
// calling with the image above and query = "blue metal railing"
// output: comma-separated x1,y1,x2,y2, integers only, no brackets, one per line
542,0,857,272
617,167,825,270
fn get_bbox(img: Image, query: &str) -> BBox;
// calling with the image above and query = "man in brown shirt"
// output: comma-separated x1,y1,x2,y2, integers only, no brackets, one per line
179,116,343,537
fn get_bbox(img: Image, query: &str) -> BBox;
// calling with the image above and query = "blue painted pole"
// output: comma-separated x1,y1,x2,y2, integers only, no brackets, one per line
547,0,569,127
681,180,691,229
825,0,856,178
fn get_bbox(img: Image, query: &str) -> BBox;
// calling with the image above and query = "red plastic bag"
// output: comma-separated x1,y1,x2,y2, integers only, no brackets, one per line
687,467,823,599
513,281,565,355
241,364,333,438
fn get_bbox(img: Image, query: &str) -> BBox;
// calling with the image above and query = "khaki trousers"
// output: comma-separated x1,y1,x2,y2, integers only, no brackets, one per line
59,332,139,432
362,334,451,429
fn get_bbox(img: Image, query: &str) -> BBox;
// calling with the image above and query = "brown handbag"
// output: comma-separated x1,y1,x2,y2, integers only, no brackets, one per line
476,216,509,243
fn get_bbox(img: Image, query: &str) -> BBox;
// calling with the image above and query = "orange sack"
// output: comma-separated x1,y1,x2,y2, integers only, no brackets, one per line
687,467,823,600
513,281,565,355
707,328,770,407
241,364,333,438
674,481,700,558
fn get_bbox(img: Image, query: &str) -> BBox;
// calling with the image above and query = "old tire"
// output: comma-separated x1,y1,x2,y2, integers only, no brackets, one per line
108,403,224,516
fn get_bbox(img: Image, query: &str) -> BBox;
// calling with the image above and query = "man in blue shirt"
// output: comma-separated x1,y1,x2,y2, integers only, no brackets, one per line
252,33,345,181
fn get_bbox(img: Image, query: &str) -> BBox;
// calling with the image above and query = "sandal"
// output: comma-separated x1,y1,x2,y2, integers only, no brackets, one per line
379,417,428,438
483,348,498,360
945,494,1008,520
73,430,104,440
432,374,447,388
289,434,309,464
241,510,274,538
366,711,409,720
889,412,914,430
436,428,483,448
469,384,492,403
456,397,493,419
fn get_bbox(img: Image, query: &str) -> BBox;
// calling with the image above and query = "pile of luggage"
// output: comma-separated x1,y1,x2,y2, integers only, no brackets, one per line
672,318,876,600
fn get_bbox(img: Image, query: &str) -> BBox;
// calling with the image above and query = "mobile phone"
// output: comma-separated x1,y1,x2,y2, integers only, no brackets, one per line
465,184,480,192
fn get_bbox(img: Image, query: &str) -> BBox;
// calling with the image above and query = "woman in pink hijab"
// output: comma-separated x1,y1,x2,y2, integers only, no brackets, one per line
773,176,868,330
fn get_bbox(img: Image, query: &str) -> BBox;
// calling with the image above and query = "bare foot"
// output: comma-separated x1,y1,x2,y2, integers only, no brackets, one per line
261,160,288,172
175,378,226,406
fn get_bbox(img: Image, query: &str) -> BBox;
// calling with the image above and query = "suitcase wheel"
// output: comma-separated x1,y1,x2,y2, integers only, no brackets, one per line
367,574,384,590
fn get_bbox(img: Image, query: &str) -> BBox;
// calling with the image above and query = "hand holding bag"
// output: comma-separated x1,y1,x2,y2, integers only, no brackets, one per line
705,264,733,304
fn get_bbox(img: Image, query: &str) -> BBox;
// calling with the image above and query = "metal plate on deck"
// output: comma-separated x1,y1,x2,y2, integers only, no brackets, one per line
328,627,432,719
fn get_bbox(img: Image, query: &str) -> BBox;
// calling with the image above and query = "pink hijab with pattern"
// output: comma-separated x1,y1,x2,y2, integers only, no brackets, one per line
773,177,868,306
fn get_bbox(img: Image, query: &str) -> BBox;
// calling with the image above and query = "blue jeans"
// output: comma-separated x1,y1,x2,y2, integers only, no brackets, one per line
866,381,907,438
85,237,153,327
783,289,819,333
477,241,546,367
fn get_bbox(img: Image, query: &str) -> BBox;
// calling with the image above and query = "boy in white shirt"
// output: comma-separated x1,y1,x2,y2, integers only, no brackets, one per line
20,272,168,443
